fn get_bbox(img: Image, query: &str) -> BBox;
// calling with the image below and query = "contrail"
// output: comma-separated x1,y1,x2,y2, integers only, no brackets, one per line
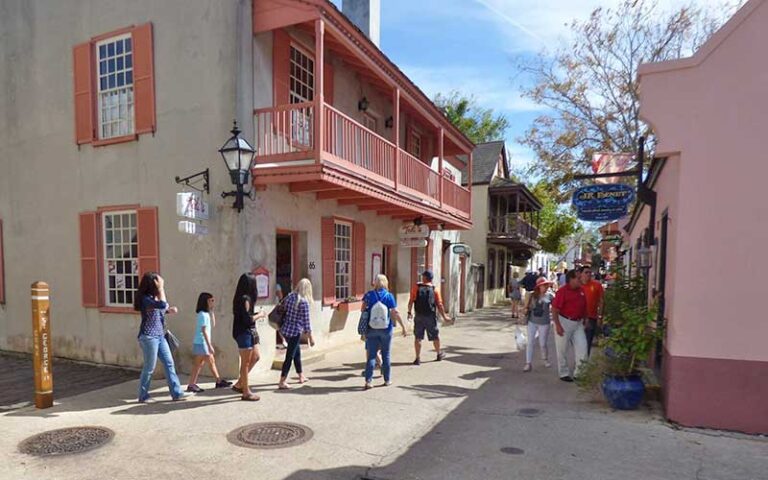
473,0,547,45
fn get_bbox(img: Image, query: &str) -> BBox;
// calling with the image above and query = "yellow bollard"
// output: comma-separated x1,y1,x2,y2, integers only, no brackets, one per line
31,281,53,408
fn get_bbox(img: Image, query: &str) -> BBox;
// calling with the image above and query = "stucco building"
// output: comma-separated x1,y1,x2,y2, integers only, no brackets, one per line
0,0,474,377
628,0,768,433
460,141,541,311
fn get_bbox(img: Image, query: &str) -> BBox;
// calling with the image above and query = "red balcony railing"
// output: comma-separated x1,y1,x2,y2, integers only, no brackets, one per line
398,150,440,204
442,177,471,213
253,102,314,160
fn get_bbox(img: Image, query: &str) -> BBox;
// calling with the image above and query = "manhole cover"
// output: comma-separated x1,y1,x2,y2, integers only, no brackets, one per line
18,426,114,457
227,422,313,449
516,408,542,417
501,447,525,455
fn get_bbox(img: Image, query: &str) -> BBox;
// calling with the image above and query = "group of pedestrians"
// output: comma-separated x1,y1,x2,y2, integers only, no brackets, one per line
510,265,604,382
133,267,450,403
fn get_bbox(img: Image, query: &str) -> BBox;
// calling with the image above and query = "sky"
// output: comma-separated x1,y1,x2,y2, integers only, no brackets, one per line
331,0,734,173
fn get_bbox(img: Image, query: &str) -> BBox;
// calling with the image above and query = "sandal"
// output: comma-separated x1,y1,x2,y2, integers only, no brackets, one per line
241,394,260,401
278,383,291,390
298,377,309,384
231,386,243,394
364,383,373,390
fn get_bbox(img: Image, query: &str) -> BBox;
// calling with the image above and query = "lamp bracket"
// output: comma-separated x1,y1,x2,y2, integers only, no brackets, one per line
175,168,210,195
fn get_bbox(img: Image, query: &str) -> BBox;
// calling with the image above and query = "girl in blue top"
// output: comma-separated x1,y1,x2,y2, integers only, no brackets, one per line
361,274,405,390
186,293,232,393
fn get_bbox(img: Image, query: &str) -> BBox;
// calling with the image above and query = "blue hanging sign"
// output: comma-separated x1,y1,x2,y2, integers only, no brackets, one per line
572,184,635,222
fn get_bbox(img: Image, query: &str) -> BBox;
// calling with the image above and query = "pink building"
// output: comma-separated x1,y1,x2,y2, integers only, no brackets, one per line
629,0,768,433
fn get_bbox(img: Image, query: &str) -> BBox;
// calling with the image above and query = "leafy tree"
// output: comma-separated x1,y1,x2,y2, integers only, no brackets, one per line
519,0,737,200
434,91,510,144
531,181,580,254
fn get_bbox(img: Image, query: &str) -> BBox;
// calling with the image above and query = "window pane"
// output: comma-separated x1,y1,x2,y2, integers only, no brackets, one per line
126,71,132,85
116,40,123,54
125,37,131,51
126,54,132,69
117,57,123,70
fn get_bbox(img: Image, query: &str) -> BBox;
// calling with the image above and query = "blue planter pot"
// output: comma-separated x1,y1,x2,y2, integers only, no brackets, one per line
602,374,645,410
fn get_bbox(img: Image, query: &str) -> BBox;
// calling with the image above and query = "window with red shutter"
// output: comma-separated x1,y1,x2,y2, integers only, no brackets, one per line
321,217,335,305
273,29,291,105
137,207,159,277
79,212,101,307
324,61,334,105
73,42,95,144
132,23,156,135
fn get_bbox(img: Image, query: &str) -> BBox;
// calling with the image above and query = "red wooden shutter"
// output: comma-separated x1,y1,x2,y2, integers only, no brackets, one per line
132,23,156,134
353,222,366,297
137,207,160,276
273,29,291,105
0,219,4,304
324,61,334,105
79,212,100,307
321,217,335,306
73,42,95,144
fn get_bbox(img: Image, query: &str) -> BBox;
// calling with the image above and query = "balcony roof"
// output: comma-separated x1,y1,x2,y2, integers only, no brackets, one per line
253,0,475,156
488,178,542,211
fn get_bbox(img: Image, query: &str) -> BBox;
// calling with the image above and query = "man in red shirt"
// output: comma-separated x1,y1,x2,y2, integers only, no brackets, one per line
551,269,588,382
580,265,605,356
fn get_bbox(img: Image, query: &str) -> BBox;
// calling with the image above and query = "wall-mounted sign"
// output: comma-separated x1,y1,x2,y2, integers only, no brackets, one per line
176,192,209,220
252,266,270,299
572,184,635,222
178,221,208,235
452,244,471,256
398,224,430,240
399,238,428,248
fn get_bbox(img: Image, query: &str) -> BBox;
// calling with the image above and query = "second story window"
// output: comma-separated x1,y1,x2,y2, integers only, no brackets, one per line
290,45,314,104
408,126,423,159
97,35,134,139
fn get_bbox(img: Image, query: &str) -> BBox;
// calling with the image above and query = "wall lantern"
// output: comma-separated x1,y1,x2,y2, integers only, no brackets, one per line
637,245,654,270
219,120,256,212
384,116,393,129
358,96,369,112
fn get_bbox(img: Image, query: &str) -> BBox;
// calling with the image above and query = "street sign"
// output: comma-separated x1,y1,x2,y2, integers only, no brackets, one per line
398,224,430,240
176,192,209,220
452,244,471,256
399,238,428,248
573,184,635,222
178,221,208,236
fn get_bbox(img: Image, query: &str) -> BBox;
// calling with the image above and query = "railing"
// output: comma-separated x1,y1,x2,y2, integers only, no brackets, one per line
489,214,539,240
253,102,314,159
399,150,440,203
324,105,396,182
442,177,471,213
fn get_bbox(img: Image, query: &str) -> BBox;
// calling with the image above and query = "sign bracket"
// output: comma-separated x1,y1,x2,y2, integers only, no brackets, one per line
175,169,210,195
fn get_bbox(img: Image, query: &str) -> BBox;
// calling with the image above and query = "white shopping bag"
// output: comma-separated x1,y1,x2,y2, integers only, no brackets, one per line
515,324,528,351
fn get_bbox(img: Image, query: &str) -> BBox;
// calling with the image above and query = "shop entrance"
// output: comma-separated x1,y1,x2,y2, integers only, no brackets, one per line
276,232,295,296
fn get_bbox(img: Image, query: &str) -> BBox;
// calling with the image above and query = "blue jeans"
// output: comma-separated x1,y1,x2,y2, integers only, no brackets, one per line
138,334,184,401
365,329,393,383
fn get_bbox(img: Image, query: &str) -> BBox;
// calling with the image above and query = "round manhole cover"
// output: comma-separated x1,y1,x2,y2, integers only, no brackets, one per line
227,422,313,449
501,447,525,455
516,408,542,417
19,426,114,457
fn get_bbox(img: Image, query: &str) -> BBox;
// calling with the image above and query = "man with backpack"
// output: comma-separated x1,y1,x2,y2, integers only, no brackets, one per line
408,270,451,365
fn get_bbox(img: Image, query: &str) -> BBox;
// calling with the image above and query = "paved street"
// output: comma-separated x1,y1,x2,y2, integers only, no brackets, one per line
1,307,766,480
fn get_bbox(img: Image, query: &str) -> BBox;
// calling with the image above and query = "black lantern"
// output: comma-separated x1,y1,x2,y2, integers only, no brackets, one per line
358,96,369,112
384,116,393,129
219,120,256,212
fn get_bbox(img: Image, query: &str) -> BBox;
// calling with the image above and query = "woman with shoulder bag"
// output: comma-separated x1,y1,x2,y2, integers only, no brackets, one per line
231,273,267,401
278,278,316,390
522,277,554,372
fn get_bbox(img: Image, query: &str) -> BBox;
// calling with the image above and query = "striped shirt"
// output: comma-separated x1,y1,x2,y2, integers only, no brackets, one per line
139,295,168,337
280,292,311,338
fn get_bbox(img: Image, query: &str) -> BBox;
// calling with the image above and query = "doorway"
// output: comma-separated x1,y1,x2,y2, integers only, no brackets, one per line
476,264,485,309
459,256,466,313
276,232,295,296
655,212,669,374
441,240,451,311
382,244,397,294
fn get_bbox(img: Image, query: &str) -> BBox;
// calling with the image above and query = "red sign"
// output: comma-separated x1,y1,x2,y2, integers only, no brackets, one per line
592,152,634,184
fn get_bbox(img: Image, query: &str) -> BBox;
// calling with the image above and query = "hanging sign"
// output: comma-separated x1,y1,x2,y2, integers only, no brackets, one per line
452,244,471,257
178,221,208,236
573,184,635,222
176,192,209,220
399,224,430,240
252,266,270,299
591,152,635,184
399,238,428,248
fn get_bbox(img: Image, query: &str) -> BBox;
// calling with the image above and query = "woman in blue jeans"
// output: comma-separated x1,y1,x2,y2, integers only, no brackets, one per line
133,272,184,403
362,275,405,390
278,278,316,390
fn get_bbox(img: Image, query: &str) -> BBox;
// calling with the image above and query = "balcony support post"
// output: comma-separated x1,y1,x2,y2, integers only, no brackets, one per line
314,18,325,163
393,88,400,190
438,128,444,208
468,150,473,215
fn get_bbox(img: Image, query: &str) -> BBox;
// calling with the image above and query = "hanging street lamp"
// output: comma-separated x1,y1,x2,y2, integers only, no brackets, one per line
219,120,256,212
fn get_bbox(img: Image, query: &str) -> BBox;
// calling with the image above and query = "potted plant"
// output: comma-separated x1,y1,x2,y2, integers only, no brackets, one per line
336,296,362,313
576,271,663,410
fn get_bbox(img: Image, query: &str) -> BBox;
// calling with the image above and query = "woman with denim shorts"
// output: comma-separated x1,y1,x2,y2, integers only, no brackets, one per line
231,273,266,401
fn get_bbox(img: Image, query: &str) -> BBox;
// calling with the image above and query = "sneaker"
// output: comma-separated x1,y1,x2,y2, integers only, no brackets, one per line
172,393,188,401
523,363,532,372
215,380,233,389
559,376,574,383
436,352,446,362
543,360,552,368
413,358,421,366
383,381,392,387
138,397,156,404
186,384,204,393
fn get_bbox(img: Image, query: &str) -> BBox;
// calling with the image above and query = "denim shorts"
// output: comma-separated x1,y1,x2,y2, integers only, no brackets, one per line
235,331,259,349
192,343,210,356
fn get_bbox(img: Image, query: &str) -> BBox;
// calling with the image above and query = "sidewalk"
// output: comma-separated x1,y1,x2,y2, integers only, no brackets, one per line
1,307,765,480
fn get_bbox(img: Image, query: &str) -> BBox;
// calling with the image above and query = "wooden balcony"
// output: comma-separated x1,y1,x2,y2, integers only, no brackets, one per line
488,214,540,249
252,102,472,229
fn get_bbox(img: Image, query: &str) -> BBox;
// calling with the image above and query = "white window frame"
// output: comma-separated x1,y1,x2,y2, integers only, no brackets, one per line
289,44,315,104
102,210,139,307
334,221,352,300
96,33,135,140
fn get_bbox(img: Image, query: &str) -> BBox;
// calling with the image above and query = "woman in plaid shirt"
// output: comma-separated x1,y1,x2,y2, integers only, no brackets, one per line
278,278,316,390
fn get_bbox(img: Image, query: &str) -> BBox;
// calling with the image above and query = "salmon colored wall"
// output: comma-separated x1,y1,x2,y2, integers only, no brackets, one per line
639,0,768,362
